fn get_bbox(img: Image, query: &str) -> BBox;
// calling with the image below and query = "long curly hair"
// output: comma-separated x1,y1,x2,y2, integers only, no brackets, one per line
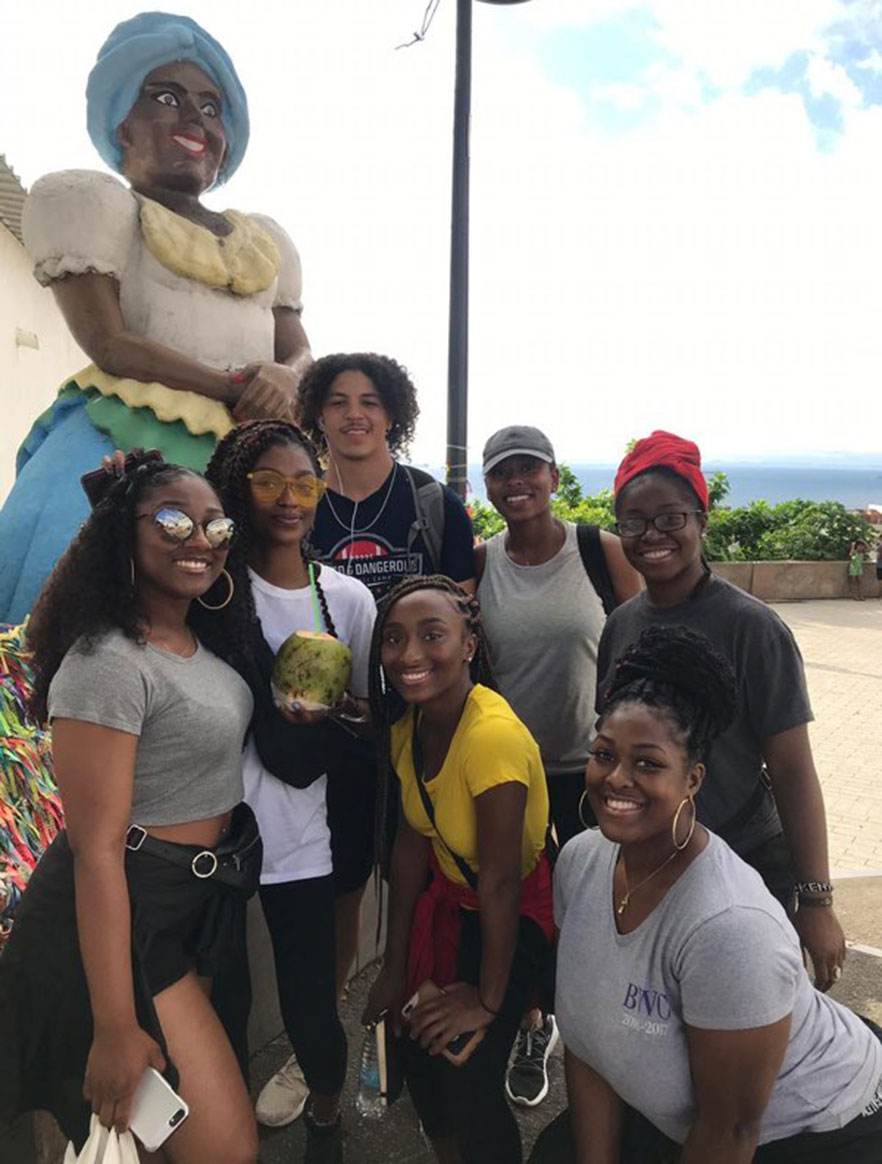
599,625,738,763
367,575,495,869
27,461,209,722
295,352,419,457
199,420,339,666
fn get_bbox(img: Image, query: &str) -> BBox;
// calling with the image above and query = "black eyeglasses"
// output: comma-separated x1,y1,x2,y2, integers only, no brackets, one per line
615,510,704,538
136,507,236,549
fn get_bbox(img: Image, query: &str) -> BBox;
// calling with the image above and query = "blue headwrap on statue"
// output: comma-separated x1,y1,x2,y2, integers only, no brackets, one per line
86,11,249,185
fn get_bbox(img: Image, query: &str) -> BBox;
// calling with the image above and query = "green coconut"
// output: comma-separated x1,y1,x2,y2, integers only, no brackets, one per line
271,630,353,712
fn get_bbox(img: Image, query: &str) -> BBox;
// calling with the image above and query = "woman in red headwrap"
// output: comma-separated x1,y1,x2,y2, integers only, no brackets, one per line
593,430,845,994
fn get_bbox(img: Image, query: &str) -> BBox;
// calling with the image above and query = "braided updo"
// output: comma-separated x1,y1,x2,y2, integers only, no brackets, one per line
600,625,738,763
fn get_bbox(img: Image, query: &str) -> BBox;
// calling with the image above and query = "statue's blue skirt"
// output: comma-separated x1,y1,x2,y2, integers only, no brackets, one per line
0,394,113,624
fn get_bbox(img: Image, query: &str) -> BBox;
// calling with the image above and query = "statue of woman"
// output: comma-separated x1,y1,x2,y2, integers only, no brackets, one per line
0,12,311,623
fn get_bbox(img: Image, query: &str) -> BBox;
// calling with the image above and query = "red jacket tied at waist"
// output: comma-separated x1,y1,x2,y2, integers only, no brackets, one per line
406,850,554,997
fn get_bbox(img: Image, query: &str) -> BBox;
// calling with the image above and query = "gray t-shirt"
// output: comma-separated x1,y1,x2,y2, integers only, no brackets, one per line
48,629,253,826
478,523,607,773
597,576,812,852
555,829,882,1146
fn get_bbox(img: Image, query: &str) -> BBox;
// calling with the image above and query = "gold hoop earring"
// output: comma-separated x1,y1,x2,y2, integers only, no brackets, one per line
672,796,696,851
197,568,235,611
578,789,592,829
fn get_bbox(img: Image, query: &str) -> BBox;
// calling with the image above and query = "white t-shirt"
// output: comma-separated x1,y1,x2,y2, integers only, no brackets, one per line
243,565,375,884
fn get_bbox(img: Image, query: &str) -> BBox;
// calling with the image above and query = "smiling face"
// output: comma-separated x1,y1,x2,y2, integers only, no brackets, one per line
118,60,227,194
615,471,707,590
380,589,476,709
319,370,392,464
587,701,704,848
132,474,229,601
246,441,319,551
484,455,559,525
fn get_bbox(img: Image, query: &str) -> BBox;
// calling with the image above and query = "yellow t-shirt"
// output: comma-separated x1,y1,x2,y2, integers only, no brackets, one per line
391,684,550,887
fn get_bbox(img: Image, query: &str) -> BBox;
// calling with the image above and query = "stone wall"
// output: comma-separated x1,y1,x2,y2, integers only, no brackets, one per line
711,560,880,601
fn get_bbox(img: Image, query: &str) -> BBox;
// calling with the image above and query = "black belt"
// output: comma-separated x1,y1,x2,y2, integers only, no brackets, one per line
124,818,261,890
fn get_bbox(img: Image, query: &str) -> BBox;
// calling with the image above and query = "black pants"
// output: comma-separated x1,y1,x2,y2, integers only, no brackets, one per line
213,873,346,1096
528,1102,882,1164
740,831,796,913
400,910,550,1164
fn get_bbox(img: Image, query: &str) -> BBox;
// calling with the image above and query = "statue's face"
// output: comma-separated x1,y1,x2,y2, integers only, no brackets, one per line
117,60,228,194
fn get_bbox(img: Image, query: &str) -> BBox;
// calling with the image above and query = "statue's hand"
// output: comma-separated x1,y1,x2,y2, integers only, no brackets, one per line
231,363,300,422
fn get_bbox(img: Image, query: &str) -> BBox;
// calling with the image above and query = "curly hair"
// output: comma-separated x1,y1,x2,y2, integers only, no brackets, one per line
27,461,206,722
295,352,419,457
199,420,339,666
367,575,495,872
599,625,738,763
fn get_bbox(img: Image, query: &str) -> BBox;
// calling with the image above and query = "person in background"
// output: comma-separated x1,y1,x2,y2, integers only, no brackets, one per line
202,420,375,1162
530,625,882,1164
848,540,868,601
363,576,553,1164
248,354,475,1129
598,430,846,991
0,459,260,1161
475,425,640,1108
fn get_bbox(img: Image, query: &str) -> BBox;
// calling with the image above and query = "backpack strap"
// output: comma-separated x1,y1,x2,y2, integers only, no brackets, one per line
403,465,446,575
576,524,617,616
411,722,478,891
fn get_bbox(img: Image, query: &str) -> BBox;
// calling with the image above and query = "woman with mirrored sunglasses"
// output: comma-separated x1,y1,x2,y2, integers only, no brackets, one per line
596,430,845,997
0,456,262,1161
199,419,376,1163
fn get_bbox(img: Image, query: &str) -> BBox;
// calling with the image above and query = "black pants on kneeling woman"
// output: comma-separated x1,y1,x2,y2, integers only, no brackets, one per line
400,911,550,1164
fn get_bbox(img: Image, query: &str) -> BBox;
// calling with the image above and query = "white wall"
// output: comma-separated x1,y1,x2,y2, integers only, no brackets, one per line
0,222,85,502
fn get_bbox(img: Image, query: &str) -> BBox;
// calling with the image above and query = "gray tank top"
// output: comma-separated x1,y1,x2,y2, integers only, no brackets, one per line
478,522,606,772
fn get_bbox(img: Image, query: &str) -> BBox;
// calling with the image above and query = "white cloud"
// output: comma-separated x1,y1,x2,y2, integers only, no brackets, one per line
805,54,864,108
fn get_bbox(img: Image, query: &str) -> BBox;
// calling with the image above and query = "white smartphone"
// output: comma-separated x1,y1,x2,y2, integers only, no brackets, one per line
129,1067,189,1152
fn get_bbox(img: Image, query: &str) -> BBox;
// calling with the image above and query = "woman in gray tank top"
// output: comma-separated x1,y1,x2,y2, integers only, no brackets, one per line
475,425,641,1109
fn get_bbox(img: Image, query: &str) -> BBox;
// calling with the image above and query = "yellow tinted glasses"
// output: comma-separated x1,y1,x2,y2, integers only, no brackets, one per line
247,470,327,505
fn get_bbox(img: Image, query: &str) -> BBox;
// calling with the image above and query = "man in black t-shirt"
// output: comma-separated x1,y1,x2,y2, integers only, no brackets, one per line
297,352,475,600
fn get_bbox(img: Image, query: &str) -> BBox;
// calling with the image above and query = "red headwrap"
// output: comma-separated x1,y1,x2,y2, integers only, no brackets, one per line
614,430,709,510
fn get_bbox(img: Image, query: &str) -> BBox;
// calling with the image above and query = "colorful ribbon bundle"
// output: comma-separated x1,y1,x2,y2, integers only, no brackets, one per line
1,623,63,947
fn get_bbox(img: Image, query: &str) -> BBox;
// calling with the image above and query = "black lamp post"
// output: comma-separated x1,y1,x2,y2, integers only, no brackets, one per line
446,0,531,501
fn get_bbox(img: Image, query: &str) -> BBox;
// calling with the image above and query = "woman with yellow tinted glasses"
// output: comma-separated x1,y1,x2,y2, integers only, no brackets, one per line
198,420,375,1163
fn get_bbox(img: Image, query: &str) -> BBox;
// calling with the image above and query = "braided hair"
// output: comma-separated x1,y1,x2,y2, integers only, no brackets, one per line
199,420,338,668
27,460,206,721
599,625,738,764
367,575,495,870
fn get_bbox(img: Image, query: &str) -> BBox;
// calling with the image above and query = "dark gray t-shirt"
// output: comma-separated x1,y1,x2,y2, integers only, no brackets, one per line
555,829,882,1146
597,576,812,853
48,629,253,826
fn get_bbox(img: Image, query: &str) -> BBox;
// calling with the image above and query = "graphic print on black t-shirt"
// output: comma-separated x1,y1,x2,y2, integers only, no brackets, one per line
322,533,424,596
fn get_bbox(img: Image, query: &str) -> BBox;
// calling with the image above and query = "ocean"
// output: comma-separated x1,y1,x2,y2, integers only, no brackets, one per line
457,464,882,510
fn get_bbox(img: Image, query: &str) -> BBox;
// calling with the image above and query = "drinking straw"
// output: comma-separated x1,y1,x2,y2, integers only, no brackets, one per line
308,563,323,632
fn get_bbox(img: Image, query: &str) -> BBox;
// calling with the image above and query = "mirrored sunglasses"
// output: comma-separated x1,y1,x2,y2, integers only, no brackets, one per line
137,507,236,549
247,470,327,505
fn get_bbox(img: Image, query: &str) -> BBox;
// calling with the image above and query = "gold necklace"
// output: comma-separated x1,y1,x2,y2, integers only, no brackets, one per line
617,849,680,915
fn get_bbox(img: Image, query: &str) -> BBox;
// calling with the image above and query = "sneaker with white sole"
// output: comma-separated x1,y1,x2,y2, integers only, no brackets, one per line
256,1051,309,1127
505,1014,559,1107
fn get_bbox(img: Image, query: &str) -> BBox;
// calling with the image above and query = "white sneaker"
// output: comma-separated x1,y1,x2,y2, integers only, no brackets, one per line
255,1052,309,1127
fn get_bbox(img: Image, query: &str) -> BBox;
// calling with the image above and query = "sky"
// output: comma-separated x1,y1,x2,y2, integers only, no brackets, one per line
2,0,882,476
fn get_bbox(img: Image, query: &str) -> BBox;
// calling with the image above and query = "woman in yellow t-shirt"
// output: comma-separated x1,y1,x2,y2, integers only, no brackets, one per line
363,575,553,1164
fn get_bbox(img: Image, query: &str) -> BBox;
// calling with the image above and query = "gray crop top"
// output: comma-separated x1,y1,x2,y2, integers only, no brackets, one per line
47,629,253,826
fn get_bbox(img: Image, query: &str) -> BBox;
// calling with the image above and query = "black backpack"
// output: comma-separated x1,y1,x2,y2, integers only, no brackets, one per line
403,465,445,574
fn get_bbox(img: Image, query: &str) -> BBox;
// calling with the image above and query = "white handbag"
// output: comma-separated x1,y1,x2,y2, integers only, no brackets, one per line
63,1114,140,1164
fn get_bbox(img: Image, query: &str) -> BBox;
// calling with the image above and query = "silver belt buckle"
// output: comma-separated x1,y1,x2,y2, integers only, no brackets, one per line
125,824,148,852
191,850,218,879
